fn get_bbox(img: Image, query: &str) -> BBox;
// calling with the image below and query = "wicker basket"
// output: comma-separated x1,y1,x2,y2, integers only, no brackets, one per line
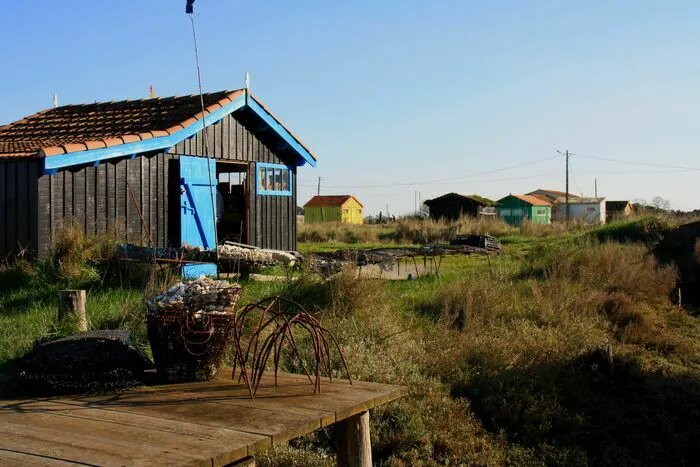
146,282,241,382
147,311,236,382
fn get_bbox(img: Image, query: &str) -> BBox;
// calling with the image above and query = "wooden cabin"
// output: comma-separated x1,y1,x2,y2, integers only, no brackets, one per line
496,194,551,226
606,200,633,222
0,89,317,272
550,197,606,224
424,193,495,220
303,195,364,224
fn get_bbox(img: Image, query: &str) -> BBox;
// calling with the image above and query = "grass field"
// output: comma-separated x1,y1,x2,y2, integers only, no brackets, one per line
2,216,700,466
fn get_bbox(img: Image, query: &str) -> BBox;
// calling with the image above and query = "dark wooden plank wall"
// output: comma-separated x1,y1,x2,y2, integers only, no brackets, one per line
172,111,298,251
35,152,178,258
14,109,300,259
0,159,40,258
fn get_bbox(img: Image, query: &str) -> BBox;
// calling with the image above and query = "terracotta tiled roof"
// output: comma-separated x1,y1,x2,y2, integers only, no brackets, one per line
304,195,363,208
503,194,552,206
0,90,245,159
528,189,581,202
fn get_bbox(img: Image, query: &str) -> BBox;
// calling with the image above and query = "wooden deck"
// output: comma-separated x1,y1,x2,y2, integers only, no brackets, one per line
0,371,406,466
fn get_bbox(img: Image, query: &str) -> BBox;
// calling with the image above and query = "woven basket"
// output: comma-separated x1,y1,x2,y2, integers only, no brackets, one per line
147,311,236,382
146,284,241,383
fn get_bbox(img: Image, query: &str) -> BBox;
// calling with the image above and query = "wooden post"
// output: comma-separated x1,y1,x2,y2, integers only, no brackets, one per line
336,411,372,467
58,290,87,331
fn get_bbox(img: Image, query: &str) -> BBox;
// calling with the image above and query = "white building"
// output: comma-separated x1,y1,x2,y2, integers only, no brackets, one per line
551,197,606,224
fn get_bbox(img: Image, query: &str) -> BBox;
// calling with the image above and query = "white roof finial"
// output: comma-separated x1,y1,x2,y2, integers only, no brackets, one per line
245,71,250,91
53,93,59,108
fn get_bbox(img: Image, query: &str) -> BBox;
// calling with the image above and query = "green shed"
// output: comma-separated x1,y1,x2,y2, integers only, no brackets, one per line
496,194,552,226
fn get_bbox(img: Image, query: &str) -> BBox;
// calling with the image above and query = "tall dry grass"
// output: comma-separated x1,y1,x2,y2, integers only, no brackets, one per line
298,216,518,244
525,241,677,303
413,239,694,465
297,214,635,245
40,225,119,281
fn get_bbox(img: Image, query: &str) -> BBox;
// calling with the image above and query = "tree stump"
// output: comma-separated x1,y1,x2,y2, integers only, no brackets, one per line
336,411,372,467
58,290,87,331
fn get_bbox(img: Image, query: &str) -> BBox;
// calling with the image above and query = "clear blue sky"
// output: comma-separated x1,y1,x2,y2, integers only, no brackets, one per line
1,1,699,213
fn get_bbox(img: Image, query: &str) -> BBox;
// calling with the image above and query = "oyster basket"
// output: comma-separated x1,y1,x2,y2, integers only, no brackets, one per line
146,284,241,383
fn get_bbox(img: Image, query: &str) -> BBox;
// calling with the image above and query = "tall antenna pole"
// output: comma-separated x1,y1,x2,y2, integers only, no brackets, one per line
317,176,321,196
188,3,219,258
565,150,570,224
594,178,598,197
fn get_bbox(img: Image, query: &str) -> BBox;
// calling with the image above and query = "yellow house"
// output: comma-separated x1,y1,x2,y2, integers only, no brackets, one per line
303,195,364,224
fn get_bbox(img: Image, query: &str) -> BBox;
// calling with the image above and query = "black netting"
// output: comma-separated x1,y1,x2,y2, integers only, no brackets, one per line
12,330,153,396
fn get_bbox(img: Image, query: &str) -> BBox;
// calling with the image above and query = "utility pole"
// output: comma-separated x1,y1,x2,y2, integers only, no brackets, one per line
594,178,598,198
317,176,321,196
565,150,570,224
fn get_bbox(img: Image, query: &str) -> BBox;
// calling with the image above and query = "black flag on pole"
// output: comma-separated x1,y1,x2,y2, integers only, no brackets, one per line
185,0,195,14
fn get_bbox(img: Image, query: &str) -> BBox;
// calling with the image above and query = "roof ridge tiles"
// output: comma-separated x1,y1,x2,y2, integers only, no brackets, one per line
0,88,320,163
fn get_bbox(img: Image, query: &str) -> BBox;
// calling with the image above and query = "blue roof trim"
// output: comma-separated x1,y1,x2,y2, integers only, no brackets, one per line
41,91,318,173
247,96,317,168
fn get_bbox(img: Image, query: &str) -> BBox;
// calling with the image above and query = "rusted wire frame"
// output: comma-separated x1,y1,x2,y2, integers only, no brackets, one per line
232,301,284,398
179,313,216,356
242,309,318,394
235,302,279,383
231,296,352,398
252,313,327,394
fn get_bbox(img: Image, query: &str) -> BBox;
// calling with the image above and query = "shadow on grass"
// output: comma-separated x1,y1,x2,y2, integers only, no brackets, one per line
452,349,700,466
0,266,35,295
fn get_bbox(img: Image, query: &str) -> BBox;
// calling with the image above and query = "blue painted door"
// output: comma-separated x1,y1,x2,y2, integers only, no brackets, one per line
180,155,217,278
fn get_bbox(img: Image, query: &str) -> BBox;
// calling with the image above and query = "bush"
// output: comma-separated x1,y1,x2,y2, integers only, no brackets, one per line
298,216,517,245
590,215,676,246
39,225,118,282
428,275,517,331
522,241,677,304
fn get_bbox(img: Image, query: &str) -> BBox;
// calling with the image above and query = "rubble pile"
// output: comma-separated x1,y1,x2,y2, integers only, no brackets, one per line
147,277,241,315
216,243,297,266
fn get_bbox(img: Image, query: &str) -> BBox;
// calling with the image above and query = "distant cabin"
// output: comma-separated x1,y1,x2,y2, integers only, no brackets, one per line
528,189,605,224
527,188,581,204
424,193,495,221
606,200,633,222
304,195,364,224
496,194,551,226
0,88,317,270
550,197,606,224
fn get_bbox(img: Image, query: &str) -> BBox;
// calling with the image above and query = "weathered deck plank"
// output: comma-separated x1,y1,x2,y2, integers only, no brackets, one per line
0,372,406,466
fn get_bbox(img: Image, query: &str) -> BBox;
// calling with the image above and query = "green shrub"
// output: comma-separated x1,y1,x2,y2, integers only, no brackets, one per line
39,225,119,282
590,215,676,245
521,240,677,304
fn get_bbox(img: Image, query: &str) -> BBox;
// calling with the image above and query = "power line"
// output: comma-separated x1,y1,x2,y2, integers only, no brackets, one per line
297,154,561,189
297,171,562,189
574,153,700,171
579,168,689,175
569,156,584,196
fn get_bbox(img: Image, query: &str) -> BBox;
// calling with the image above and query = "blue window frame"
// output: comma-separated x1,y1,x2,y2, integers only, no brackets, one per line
256,162,293,196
